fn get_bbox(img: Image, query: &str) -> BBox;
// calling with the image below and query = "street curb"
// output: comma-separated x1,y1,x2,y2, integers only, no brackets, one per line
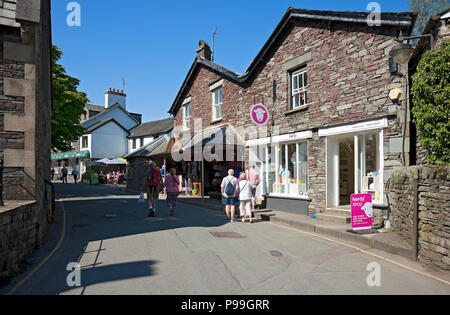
258,213,415,261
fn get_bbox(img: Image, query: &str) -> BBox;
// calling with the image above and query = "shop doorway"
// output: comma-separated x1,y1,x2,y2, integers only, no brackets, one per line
338,137,355,206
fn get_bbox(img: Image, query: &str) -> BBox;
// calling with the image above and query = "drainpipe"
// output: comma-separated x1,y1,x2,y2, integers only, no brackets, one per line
413,168,419,261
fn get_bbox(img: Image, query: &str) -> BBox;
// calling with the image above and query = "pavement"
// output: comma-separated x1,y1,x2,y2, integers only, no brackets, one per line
1,183,449,295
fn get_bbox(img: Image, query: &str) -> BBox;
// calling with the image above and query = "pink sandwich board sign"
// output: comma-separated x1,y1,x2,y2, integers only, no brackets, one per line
351,194,373,231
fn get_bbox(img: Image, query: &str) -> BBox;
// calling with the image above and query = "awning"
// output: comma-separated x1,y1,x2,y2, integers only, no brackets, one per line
182,125,245,151
51,150,90,161
88,158,127,166
125,134,172,159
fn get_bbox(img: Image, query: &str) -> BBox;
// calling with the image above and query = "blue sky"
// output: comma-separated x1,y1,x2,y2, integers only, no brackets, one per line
51,0,410,122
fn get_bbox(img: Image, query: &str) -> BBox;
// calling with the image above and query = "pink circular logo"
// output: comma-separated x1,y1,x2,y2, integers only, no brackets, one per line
251,104,269,126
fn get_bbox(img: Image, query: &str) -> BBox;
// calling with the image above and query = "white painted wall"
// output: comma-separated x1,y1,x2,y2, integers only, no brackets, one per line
90,122,129,159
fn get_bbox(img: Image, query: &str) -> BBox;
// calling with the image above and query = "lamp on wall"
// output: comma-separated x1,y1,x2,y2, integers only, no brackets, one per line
389,32,435,64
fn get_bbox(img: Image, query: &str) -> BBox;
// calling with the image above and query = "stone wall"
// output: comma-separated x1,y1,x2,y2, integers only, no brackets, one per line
388,166,450,270
0,201,38,279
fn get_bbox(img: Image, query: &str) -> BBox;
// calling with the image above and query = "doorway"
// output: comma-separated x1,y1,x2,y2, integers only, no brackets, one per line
338,137,355,206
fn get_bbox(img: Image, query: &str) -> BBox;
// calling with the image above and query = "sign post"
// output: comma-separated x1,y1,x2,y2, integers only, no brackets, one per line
351,194,373,231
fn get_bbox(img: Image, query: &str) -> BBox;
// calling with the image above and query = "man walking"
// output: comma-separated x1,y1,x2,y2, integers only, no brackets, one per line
221,169,238,222
61,165,68,184
72,167,79,184
246,164,261,210
142,162,162,217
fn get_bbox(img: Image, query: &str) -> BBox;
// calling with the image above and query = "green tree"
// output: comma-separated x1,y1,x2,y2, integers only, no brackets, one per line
409,0,449,37
52,46,88,152
411,40,450,165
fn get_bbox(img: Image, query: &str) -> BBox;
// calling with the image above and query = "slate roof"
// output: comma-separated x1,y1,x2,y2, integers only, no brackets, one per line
125,134,171,159
128,118,174,139
81,103,140,129
169,8,417,115
85,118,130,134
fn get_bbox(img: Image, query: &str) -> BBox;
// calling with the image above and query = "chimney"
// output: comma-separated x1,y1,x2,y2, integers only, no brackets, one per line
105,87,127,109
196,40,212,61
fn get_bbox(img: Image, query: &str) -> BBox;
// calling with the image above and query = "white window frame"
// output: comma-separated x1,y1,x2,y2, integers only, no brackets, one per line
212,87,223,122
81,136,89,149
183,102,191,130
264,140,309,199
291,68,308,110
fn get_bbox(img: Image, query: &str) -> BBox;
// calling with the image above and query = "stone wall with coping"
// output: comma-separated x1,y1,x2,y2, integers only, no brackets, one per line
388,166,450,270
0,201,38,279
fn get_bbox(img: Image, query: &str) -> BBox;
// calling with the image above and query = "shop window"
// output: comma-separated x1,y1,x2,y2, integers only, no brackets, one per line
212,87,223,121
266,141,308,196
291,69,308,110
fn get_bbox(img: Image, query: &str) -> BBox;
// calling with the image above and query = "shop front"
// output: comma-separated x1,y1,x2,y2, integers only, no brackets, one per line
176,125,245,198
51,150,91,177
247,131,313,214
321,118,387,209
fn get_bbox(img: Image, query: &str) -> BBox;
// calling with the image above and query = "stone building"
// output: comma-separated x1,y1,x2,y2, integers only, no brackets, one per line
169,8,417,220
0,0,53,278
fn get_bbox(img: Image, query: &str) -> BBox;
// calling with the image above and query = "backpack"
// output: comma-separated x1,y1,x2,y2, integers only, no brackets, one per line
224,178,236,197
148,168,161,187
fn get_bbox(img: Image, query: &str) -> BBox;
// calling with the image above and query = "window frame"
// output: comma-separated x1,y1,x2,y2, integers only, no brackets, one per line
211,87,223,122
81,136,89,149
183,102,191,130
290,68,308,110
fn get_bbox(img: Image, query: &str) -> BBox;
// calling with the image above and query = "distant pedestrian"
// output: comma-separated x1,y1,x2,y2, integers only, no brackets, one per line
238,172,253,223
221,169,238,222
246,164,261,210
162,168,180,217
61,166,68,184
51,167,55,181
142,161,162,217
72,167,79,184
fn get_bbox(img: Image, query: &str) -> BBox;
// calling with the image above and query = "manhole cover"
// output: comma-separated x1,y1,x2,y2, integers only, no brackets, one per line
270,250,283,257
210,232,246,239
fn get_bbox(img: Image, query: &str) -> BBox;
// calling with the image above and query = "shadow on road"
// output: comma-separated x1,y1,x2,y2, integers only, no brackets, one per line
16,183,229,295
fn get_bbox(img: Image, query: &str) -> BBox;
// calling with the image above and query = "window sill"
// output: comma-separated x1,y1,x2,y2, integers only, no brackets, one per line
285,105,310,116
265,193,311,201
210,118,223,125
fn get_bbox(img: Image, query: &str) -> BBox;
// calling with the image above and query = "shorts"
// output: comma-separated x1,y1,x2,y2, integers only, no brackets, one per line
239,200,252,217
222,196,237,206
147,186,160,200
251,188,257,198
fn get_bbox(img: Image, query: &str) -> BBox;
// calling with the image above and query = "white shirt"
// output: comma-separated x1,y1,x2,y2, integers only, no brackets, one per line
221,176,238,198
238,180,252,201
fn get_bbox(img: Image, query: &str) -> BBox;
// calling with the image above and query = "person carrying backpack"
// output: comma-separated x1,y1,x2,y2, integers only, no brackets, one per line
61,166,68,184
162,168,180,217
141,161,162,217
221,169,238,223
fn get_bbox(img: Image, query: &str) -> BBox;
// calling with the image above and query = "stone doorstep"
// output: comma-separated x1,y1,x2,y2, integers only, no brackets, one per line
256,210,415,260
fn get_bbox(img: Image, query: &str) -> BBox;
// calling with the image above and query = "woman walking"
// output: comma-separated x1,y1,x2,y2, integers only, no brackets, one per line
238,172,253,223
162,168,180,217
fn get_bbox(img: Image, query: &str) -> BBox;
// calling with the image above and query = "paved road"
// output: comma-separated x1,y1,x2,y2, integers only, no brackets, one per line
4,183,450,295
